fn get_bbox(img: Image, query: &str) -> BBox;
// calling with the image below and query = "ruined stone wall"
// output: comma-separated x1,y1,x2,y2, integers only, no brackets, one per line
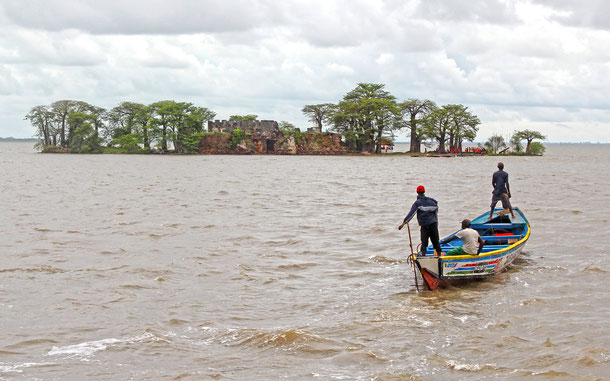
207,120,279,136
199,131,346,155
295,132,346,154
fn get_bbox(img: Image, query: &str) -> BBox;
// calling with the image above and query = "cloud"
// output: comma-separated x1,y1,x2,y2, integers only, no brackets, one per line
0,0,276,35
414,0,519,24
531,0,610,30
1,0,610,142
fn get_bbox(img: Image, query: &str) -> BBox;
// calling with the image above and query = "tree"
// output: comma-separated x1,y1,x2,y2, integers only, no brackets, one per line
50,100,78,147
25,105,54,146
421,106,451,152
509,132,523,153
447,105,480,151
421,104,481,153
529,141,546,155
161,102,215,153
301,104,335,131
149,100,176,151
68,111,102,153
400,99,436,153
229,114,257,121
105,101,143,140
278,121,297,135
484,134,506,154
513,129,547,154
330,83,401,153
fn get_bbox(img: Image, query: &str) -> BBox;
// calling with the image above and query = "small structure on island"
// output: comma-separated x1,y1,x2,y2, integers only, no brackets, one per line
379,138,395,153
207,120,282,153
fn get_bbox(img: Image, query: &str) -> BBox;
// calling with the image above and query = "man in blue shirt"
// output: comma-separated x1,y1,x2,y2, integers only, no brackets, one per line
490,162,515,219
398,185,442,256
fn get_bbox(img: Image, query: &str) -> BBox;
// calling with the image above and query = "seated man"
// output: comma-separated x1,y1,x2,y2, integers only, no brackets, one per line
440,219,484,256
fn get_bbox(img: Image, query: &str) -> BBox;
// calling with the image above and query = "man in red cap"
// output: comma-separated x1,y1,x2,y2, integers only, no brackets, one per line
398,185,442,256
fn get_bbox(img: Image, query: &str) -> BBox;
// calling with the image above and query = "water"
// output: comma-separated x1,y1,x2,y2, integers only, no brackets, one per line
1,142,609,380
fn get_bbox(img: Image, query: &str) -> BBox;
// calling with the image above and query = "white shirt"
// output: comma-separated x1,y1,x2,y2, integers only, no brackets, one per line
456,228,481,255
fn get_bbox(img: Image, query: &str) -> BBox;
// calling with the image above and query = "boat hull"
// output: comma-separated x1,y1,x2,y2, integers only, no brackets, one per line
413,208,530,290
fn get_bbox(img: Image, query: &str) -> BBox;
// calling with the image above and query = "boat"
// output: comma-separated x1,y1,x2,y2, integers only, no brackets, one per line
410,207,530,290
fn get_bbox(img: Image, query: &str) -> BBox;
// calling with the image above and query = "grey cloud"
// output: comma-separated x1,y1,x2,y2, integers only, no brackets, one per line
532,0,610,30
0,29,106,66
414,0,519,24
0,0,280,34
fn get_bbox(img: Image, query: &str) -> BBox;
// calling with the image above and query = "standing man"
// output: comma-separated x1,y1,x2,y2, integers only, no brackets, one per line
490,162,515,219
440,219,484,256
398,185,442,256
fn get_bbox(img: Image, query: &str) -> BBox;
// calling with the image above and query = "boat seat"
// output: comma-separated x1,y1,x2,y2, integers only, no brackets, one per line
480,235,521,240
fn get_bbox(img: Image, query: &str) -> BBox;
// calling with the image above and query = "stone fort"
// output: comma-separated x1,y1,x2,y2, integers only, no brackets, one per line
208,120,280,135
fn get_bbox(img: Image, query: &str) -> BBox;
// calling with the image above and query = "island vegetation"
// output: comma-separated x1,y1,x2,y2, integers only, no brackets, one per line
24,83,547,155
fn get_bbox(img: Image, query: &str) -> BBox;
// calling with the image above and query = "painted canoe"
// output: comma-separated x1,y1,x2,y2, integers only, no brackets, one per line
413,208,530,290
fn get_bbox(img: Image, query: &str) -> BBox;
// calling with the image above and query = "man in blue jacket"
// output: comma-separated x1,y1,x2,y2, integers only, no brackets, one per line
398,185,442,256
490,162,515,219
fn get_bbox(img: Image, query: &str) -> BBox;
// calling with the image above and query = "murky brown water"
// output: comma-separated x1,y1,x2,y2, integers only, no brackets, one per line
1,142,609,380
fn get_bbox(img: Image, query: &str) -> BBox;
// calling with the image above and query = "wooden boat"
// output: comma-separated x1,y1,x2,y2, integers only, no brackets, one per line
412,208,530,290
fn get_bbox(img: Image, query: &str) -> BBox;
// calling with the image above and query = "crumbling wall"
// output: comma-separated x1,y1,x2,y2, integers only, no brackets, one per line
199,131,346,155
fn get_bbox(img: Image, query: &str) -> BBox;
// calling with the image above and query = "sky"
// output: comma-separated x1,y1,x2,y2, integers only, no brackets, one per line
1,0,610,142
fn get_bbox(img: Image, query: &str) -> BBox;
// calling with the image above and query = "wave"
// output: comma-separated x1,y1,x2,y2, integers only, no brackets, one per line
46,332,168,360
203,327,343,355
582,266,607,273
0,266,67,274
47,338,121,358
0,362,56,374
276,263,317,270
368,255,404,264
5,339,57,350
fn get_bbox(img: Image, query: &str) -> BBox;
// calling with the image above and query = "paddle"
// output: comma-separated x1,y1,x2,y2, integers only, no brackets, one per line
405,222,419,291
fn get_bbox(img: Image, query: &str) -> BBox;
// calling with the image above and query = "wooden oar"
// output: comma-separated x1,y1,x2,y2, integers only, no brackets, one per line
406,222,419,291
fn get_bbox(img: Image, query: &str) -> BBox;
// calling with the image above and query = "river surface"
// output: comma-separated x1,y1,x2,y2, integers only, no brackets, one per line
0,142,609,380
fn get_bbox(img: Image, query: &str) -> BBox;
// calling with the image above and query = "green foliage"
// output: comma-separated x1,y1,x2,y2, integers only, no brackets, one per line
26,99,216,154
293,130,305,143
513,129,547,154
484,134,506,154
301,104,335,131
229,114,257,121
400,99,436,153
182,132,206,154
70,123,103,153
529,141,546,155
510,133,524,153
111,133,142,153
279,121,297,136
227,128,245,149
329,83,401,152
513,129,547,142
420,104,480,153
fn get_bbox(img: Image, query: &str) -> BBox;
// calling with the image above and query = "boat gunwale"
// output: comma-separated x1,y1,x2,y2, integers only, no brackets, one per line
439,224,530,261
415,208,531,261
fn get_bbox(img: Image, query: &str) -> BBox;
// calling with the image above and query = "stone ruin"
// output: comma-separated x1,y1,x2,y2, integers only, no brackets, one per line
202,119,345,155
208,120,280,137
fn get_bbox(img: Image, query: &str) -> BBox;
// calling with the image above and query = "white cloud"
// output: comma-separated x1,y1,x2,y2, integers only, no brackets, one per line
0,0,610,141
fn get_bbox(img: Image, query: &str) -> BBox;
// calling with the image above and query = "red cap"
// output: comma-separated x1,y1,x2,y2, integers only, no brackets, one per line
417,185,425,193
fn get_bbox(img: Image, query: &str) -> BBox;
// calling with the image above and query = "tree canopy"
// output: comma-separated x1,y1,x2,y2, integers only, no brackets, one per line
301,104,335,131
400,99,436,153
513,129,547,154
420,104,480,153
27,100,216,153
326,83,402,153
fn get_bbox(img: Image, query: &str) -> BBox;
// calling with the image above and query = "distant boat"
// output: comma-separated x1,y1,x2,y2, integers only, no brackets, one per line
412,208,530,290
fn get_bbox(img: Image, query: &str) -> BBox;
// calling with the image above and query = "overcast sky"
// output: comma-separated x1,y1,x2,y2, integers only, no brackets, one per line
1,0,609,142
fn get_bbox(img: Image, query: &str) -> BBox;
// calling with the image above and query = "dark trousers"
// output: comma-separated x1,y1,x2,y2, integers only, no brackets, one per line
421,222,441,255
